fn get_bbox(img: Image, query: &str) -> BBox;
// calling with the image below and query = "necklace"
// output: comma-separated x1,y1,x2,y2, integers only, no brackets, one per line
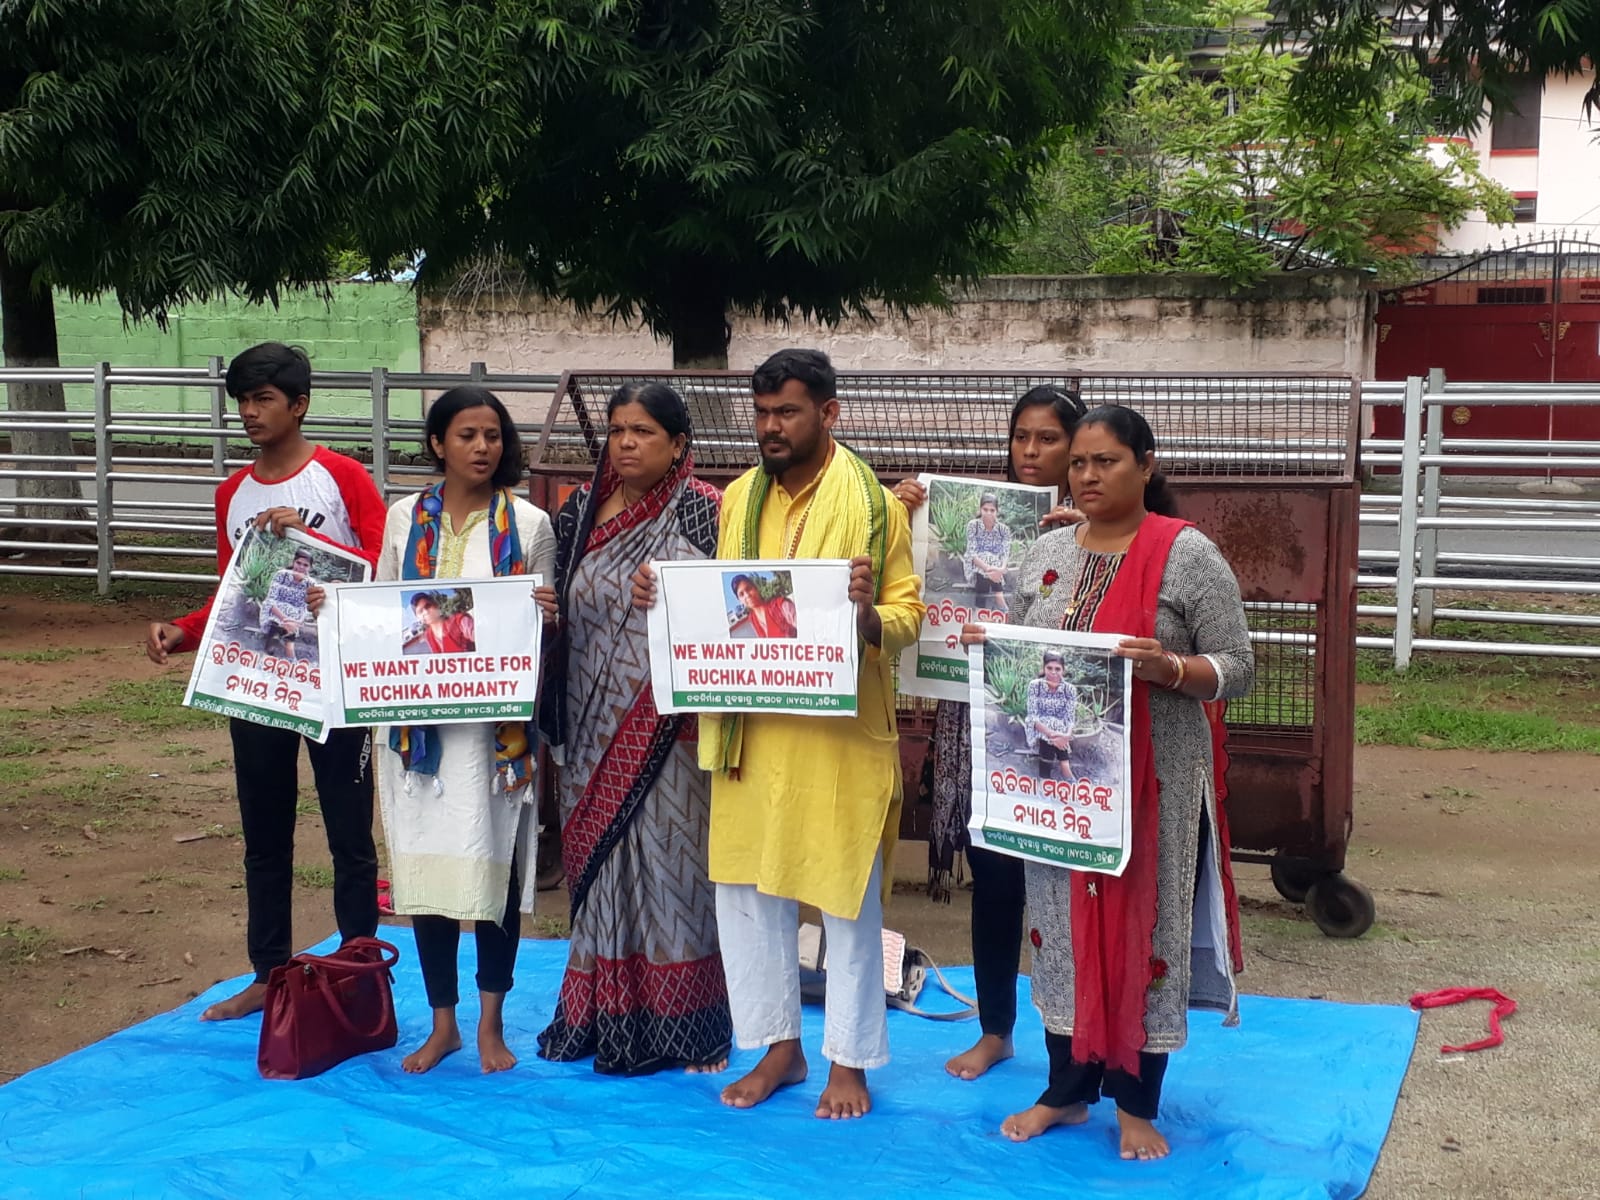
620,483,644,507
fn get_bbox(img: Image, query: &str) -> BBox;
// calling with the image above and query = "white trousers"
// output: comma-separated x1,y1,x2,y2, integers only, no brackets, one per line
715,855,889,1070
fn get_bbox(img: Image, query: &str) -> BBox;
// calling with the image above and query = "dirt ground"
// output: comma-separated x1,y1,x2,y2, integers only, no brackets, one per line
1,588,1596,1199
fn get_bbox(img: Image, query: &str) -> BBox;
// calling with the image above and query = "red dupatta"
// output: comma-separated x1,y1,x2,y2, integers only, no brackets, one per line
1072,512,1185,1076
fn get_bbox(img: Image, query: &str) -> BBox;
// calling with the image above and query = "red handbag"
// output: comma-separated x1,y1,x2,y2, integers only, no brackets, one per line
257,937,401,1080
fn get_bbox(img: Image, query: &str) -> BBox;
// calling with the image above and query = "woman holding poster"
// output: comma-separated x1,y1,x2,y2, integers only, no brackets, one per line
534,382,733,1075
962,405,1253,1161
891,383,1085,1084
373,386,555,1075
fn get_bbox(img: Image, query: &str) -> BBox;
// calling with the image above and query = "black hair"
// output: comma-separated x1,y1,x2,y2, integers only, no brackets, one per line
411,591,445,610
607,381,692,446
1073,405,1180,518
751,348,836,404
225,343,312,424
979,492,999,508
424,386,524,488
1041,651,1065,669
1006,383,1087,482
730,574,757,595
291,549,312,564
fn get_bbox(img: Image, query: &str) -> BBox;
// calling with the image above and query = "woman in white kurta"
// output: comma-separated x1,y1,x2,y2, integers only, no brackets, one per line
374,386,555,1074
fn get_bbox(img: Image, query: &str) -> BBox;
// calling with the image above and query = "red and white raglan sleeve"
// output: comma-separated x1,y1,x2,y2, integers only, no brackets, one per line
309,448,386,570
169,470,247,652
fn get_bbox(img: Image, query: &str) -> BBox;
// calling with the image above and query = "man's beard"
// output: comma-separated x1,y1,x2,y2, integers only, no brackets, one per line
759,441,792,476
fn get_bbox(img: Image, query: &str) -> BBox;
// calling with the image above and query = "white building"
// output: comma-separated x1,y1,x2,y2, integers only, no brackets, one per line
1437,69,1600,253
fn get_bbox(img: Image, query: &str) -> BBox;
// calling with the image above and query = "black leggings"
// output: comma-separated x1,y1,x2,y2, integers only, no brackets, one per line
1039,1035,1168,1120
230,720,378,983
412,864,522,1009
968,843,1026,1038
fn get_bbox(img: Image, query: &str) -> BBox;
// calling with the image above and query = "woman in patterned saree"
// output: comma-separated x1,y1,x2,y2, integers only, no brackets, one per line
535,382,733,1075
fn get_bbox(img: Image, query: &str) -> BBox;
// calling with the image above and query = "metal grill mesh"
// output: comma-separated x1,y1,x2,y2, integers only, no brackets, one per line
533,371,1358,481
1232,602,1319,731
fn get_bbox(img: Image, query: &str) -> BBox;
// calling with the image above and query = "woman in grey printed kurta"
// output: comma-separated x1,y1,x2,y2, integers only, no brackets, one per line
977,405,1253,1161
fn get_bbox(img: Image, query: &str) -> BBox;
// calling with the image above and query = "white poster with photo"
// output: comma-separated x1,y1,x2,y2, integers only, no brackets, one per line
899,473,1057,702
646,559,858,716
967,625,1134,875
321,576,542,727
183,526,371,741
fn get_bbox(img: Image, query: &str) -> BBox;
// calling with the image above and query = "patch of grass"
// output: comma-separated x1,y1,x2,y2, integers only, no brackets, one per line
527,914,570,938
1356,702,1600,752
158,742,206,758
0,734,46,757
0,574,213,607
71,896,109,912
57,677,224,732
197,757,233,773
293,864,335,889
0,648,80,664
0,920,52,966
0,759,42,786
0,866,24,881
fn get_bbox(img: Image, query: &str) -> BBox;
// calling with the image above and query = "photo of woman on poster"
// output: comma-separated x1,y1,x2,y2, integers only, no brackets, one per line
260,548,315,661
963,492,1013,614
403,588,477,654
726,571,798,639
1025,651,1077,780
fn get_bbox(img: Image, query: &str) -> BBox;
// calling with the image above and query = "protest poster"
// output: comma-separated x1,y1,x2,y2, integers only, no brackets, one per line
322,576,542,726
967,625,1133,875
899,474,1057,702
182,526,370,741
646,559,858,715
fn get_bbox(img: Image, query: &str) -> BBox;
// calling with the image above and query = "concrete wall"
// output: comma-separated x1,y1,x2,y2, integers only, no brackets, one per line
34,283,420,415
420,272,1375,381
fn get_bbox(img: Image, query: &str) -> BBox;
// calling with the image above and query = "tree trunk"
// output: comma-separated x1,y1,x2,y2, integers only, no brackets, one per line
667,267,731,369
0,248,91,546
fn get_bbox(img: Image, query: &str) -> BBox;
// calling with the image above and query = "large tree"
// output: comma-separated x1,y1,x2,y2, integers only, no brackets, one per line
0,0,582,535
443,1,1133,366
1009,1,1512,284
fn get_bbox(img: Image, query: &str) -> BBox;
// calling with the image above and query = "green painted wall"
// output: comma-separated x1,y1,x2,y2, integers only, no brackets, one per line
41,282,420,416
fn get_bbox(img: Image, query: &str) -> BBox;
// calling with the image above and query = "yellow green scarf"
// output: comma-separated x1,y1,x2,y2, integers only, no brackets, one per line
700,442,888,772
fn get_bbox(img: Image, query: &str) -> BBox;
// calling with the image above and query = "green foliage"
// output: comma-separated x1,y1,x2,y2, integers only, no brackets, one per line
1008,1,1513,285
451,0,1134,360
1272,1,1600,130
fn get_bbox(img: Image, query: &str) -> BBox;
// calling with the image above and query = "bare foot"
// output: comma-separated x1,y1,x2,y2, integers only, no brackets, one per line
945,1033,1014,1080
200,981,268,1022
402,1011,463,1074
721,1040,807,1108
816,1063,872,1119
686,1057,730,1075
1000,1102,1090,1143
477,991,517,1073
1116,1110,1170,1160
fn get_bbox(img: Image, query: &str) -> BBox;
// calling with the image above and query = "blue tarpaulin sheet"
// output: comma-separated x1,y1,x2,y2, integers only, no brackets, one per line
0,936,1416,1199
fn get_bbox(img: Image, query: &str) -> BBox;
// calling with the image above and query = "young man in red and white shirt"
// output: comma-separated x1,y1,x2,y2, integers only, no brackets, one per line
146,343,386,1021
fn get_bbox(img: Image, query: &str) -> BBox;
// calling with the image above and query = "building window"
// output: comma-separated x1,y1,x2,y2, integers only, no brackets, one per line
1511,193,1538,223
1490,77,1542,151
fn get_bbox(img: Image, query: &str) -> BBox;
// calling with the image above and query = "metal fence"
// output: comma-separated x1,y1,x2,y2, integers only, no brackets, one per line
0,363,559,590
4,361,1598,670
1359,373,1600,668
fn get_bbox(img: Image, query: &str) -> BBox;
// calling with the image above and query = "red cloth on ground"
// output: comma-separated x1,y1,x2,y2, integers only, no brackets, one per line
1409,987,1517,1053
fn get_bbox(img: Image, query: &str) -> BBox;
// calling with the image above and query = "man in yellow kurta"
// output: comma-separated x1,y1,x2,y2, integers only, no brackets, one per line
702,348,923,1120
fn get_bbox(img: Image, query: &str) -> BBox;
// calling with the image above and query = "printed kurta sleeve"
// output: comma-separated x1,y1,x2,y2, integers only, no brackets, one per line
867,489,925,659
1010,535,1052,628
1173,529,1255,701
